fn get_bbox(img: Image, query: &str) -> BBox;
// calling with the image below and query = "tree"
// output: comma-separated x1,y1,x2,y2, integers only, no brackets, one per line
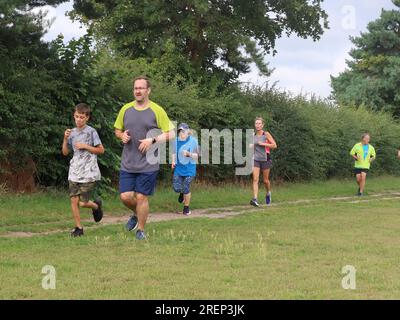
0,2,123,190
70,0,328,82
331,0,400,117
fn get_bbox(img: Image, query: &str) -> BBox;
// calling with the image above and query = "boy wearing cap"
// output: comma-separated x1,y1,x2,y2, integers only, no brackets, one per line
171,123,199,215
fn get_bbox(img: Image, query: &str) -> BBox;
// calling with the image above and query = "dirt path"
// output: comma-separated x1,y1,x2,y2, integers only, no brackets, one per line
2,191,400,238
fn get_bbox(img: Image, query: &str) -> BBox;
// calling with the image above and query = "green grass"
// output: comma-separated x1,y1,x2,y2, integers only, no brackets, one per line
1,175,400,299
1,175,400,234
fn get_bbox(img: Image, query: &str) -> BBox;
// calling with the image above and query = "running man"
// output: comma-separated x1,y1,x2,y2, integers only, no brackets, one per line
250,117,277,207
114,76,175,240
350,133,376,196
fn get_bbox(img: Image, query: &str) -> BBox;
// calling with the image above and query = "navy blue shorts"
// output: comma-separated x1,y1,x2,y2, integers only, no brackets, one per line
119,170,159,196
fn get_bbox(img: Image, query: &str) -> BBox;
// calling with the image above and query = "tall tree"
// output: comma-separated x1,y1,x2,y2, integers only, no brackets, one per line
70,0,328,81
331,0,400,117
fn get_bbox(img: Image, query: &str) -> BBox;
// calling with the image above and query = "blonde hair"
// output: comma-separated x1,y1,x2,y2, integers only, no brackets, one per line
255,117,265,124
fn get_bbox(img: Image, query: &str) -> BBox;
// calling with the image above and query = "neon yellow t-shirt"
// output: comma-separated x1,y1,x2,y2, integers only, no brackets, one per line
350,142,376,169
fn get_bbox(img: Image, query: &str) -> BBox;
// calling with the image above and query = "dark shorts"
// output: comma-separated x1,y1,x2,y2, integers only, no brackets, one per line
69,181,96,203
172,175,195,195
354,168,369,175
119,170,159,196
254,160,273,170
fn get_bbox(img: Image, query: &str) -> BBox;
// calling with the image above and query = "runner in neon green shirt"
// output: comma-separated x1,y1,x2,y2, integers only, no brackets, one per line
350,133,376,196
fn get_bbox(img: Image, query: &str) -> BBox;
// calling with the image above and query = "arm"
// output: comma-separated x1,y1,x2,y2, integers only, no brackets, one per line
74,143,105,155
183,150,199,161
139,129,176,153
369,147,376,162
258,132,277,149
350,145,359,160
62,129,71,156
171,153,176,169
115,128,131,144
156,129,176,144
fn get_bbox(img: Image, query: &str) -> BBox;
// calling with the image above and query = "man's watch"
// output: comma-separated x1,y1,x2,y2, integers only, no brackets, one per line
152,137,157,144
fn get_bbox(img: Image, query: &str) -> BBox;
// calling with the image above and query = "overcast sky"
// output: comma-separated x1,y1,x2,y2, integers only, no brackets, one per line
38,0,398,98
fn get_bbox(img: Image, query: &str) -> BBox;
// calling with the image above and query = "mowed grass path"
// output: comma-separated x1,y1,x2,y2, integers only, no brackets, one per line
1,176,400,299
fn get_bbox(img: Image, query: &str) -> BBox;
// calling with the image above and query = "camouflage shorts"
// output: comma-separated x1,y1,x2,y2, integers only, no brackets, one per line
68,181,96,203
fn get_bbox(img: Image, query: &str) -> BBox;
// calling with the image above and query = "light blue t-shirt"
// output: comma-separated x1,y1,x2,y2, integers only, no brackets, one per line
362,144,369,160
174,136,199,177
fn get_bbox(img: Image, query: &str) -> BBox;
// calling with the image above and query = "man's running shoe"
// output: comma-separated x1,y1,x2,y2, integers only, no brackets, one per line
126,214,138,232
266,192,272,205
92,198,103,222
250,199,260,207
136,229,147,240
178,193,184,203
71,227,84,237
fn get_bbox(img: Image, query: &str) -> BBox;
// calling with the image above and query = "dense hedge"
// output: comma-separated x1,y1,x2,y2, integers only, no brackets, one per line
245,88,400,181
2,37,400,191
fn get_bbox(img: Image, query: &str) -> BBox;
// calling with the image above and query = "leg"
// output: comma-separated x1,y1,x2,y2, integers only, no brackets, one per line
136,193,149,231
79,200,98,210
252,167,260,199
120,192,137,213
262,168,271,193
70,196,82,229
172,175,183,193
182,177,194,207
183,193,191,206
359,172,367,193
356,173,362,188
183,176,193,207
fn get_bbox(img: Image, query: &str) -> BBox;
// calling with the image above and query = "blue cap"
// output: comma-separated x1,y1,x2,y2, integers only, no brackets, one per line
178,123,189,131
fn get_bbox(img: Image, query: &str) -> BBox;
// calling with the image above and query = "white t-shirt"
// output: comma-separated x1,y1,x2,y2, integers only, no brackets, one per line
67,125,102,183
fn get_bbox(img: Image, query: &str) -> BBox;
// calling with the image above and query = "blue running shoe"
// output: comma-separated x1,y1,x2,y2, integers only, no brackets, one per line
136,229,147,240
126,214,138,232
266,192,272,205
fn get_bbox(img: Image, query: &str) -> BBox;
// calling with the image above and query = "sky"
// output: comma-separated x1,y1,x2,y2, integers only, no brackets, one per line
37,0,398,99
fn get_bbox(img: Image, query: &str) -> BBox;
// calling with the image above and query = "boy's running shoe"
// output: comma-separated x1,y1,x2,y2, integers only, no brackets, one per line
250,199,260,207
178,193,184,203
183,206,191,216
92,198,103,222
266,192,272,205
136,229,147,240
126,214,138,232
71,227,84,237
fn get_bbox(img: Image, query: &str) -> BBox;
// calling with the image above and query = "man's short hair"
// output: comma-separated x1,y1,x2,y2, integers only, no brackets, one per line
133,76,151,89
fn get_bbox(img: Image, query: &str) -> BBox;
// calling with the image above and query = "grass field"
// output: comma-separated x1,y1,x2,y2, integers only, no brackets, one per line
1,176,400,299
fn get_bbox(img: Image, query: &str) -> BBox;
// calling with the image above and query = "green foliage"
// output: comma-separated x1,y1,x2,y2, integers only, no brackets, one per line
245,87,400,181
0,4,122,188
331,1,400,117
2,1,400,191
71,0,328,82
